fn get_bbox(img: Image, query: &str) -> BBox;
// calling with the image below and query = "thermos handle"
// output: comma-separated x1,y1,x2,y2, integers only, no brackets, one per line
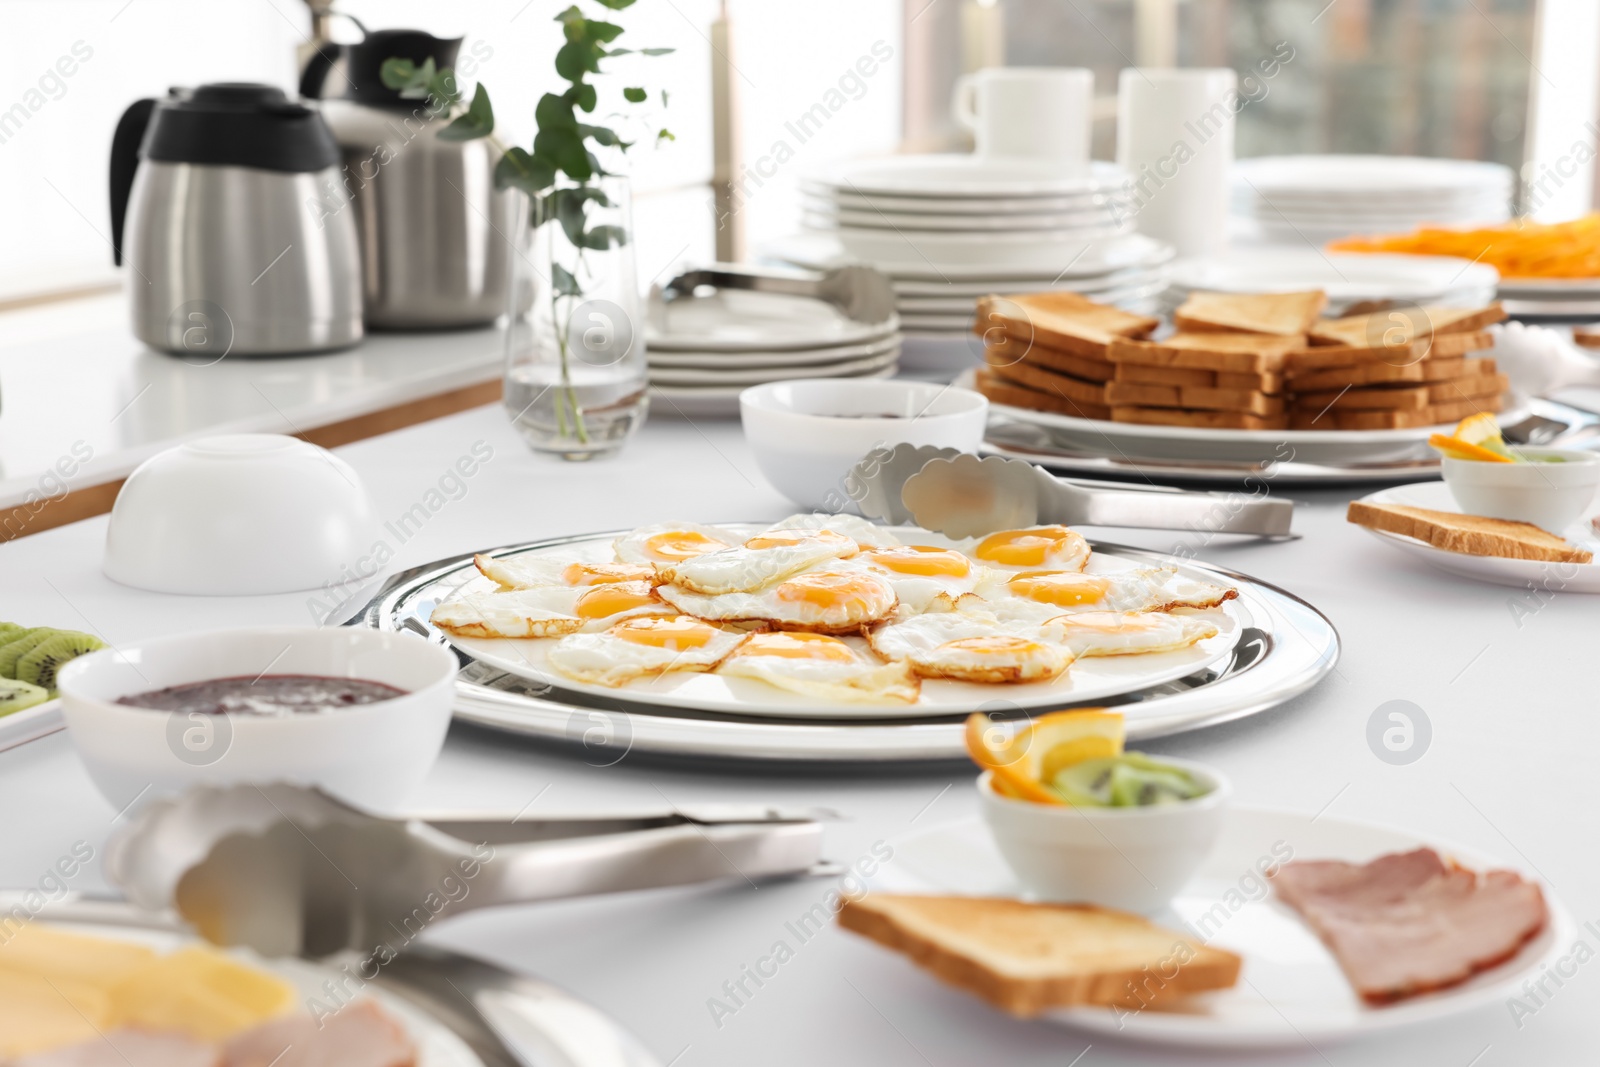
299,42,340,100
109,98,157,267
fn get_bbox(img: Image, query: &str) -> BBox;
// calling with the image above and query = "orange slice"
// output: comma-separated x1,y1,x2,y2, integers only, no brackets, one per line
1428,433,1514,463
964,713,1062,804
965,709,1126,805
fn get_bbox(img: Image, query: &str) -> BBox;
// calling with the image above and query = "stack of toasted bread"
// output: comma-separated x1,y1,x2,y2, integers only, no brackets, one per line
971,290,1509,433
1285,305,1509,430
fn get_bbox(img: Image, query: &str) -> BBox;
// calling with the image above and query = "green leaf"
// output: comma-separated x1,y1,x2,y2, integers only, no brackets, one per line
552,187,592,247
536,127,593,180
535,93,579,131
661,89,670,107
578,123,622,146
580,224,629,250
495,147,556,196
397,57,438,99
657,127,676,142
379,57,417,90
439,83,494,141
552,262,583,296
584,20,625,44
623,87,647,103
555,40,602,81
605,47,633,56
426,67,462,110
593,0,638,9
570,83,598,112
640,47,675,56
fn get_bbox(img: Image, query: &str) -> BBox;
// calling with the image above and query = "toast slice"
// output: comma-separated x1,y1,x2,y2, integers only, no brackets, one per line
974,368,1112,420
1308,304,1507,347
987,359,1107,406
1112,405,1288,430
1289,357,1495,391
1113,361,1285,393
837,894,1242,1017
1286,330,1494,373
986,336,1116,383
976,292,1159,359
1293,394,1502,430
1294,374,1508,414
1347,501,1591,562
1108,333,1302,375
1173,290,1327,336
1105,380,1285,416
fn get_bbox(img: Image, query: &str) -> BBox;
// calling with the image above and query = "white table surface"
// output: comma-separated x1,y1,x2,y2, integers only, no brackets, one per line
0,402,1595,1066
0,293,502,510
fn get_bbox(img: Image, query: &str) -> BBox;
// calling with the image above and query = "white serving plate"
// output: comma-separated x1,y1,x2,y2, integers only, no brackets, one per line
891,264,1165,299
35,919,481,1066
961,369,1463,465
806,156,1134,199
805,205,1127,233
647,336,899,369
1356,480,1600,591
766,231,1174,283
1497,276,1600,299
1166,250,1499,304
820,188,1133,216
864,806,1573,1049
834,222,1137,272
647,286,894,352
1233,156,1514,201
898,278,1167,316
443,525,1243,720
648,347,898,386
0,697,64,753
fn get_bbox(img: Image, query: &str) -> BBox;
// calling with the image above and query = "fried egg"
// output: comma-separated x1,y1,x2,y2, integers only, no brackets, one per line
655,530,858,595
430,581,671,638
839,544,986,614
474,553,656,590
968,526,1090,572
658,569,897,633
867,611,1072,683
546,615,748,686
763,513,901,548
718,631,920,704
1042,611,1219,658
613,522,738,565
977,568,1237,622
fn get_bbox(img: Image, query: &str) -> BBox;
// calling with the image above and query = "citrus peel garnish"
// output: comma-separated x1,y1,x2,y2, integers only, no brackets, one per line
965,709,1126,804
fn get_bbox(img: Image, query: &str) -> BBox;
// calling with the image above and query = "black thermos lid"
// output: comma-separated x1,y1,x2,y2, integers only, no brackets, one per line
142,83,341,172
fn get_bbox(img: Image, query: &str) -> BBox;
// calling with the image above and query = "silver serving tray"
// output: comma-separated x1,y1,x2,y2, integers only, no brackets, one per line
22,896,659,1067
350,532,1339,764
981,397,1600,488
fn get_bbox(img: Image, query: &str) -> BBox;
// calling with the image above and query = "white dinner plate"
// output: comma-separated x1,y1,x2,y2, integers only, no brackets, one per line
834,222,1137,272
895,275,1163,311
805,205,1128,233
1496,277,1600,299
649,366,898,417
647,336,900,369
1355,480,1600,591
1166,250,1500,304
806,156,1134,199
43,920,482,1066
820,188,1134,216
898,281,1168,330
648,347,898,385
959,369,1465,465
443,525,1243,720
766,231,1175,283
1233,156,1514,202
891,263,1166,298
863,806,1573,1049
647,286,895,352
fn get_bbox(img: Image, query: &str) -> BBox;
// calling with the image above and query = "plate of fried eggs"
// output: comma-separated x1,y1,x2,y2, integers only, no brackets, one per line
430,515,1244,719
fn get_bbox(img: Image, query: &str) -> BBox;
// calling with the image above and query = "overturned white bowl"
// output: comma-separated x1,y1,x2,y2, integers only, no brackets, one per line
740,379,988,510
104,434,381,596
58,626,457,814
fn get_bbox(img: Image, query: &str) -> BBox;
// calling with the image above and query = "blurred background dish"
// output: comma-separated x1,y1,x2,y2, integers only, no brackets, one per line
1164,250,1500,317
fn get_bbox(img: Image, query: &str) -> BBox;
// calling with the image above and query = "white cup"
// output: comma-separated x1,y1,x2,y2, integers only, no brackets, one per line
1116,68,1237,258
953,67,1094,169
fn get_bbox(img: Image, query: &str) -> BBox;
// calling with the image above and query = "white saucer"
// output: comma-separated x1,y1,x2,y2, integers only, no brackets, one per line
647,336,899,369
647,286,895,352
863,807,1573,1049
1355,480,1600,591
648,347,898,386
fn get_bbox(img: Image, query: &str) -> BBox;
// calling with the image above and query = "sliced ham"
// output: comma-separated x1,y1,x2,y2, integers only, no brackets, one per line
16,1029,221,1067
1271,847,1548,1003
223,1000,415,1067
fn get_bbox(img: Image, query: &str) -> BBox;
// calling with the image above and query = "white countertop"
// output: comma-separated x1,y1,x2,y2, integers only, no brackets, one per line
0,293,502,510
0,403,1595,1066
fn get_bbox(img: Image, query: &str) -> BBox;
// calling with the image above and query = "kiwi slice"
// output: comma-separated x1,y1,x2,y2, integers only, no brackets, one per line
0,678,49,717
17,632,106,692
0,623,23,642
0,630,52,679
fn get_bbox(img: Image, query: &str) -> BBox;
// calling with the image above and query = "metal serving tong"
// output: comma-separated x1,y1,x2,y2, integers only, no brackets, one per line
106,784,825,959
651,262,897,330
849,444,1295,540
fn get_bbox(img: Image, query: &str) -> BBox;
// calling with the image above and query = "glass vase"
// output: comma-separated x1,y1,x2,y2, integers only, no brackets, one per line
503,176,648,460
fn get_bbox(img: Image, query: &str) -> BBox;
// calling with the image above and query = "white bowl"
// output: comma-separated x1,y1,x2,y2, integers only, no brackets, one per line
978,762,1230,913
104,434,381,596
740,379,988,510
1443,449,1600,533
58,627,458,813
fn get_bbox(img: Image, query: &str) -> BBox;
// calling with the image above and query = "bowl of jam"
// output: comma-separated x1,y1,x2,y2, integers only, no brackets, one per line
56,627,458,813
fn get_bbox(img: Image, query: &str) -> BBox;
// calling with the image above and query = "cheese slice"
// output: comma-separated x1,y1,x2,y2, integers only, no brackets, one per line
108,946,296,1041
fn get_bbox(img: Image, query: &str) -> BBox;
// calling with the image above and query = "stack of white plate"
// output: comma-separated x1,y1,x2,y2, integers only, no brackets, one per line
646,287,900,416
1164,249,1500,318
1232,155,1514,246
769,155,1174,373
